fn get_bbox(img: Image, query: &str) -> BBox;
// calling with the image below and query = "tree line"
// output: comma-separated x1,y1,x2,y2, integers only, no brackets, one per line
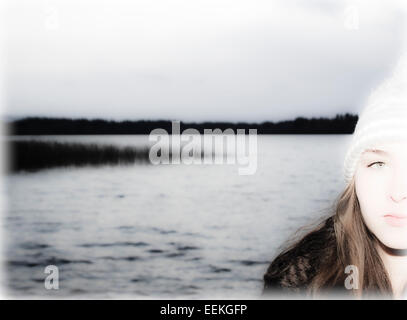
7,113,358,135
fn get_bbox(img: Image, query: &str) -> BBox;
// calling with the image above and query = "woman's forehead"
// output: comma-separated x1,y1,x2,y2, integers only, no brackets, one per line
362,141,407,155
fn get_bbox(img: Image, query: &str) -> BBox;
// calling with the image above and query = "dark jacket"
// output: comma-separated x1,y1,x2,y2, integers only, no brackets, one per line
262,216,346,296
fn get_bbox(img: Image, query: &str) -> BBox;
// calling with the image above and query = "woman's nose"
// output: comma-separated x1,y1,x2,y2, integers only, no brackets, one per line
390,170,407,203
391,194,407,203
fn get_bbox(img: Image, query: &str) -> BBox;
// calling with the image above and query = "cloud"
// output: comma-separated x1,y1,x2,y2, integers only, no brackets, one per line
3,0,406,121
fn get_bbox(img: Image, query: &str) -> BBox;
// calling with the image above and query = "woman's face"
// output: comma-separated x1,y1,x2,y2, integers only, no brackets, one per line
355,141,407,250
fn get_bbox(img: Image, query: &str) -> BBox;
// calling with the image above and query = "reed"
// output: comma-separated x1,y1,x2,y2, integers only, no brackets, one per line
8,140,152,172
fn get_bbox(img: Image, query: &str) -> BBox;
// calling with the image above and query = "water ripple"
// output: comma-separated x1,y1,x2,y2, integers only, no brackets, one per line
78,241,148,248
8,257,92,268
100,256,141,261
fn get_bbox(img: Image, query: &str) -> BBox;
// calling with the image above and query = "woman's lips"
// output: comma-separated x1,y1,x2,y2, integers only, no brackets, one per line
384,214,407,227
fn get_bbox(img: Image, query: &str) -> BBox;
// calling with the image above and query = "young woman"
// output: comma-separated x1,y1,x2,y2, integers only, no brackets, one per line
263,54,407,299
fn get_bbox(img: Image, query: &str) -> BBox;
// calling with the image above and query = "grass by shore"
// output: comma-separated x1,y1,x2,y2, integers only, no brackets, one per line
8,140,152,172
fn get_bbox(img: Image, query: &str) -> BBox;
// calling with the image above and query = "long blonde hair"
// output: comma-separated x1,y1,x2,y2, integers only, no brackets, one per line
314,178,392,297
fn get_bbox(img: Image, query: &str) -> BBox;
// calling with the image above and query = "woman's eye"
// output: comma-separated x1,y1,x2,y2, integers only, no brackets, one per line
368,161,385,168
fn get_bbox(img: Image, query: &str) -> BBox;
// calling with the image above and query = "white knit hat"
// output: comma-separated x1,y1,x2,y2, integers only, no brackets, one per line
343,52,407,183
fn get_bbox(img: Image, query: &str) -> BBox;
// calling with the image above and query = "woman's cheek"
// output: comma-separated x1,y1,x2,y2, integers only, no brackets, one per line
356,170,385,219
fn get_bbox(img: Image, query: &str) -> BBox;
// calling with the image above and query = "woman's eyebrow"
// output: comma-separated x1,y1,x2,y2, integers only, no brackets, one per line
362,149,389,156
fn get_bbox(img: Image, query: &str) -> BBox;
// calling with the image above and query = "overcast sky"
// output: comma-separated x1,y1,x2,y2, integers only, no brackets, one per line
3,0,406,122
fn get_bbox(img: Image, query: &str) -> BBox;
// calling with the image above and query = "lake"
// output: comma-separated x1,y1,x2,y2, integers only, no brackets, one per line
4,134,351,298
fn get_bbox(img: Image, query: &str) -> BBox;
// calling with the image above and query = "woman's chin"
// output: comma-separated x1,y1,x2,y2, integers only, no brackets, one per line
378,238,407,254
